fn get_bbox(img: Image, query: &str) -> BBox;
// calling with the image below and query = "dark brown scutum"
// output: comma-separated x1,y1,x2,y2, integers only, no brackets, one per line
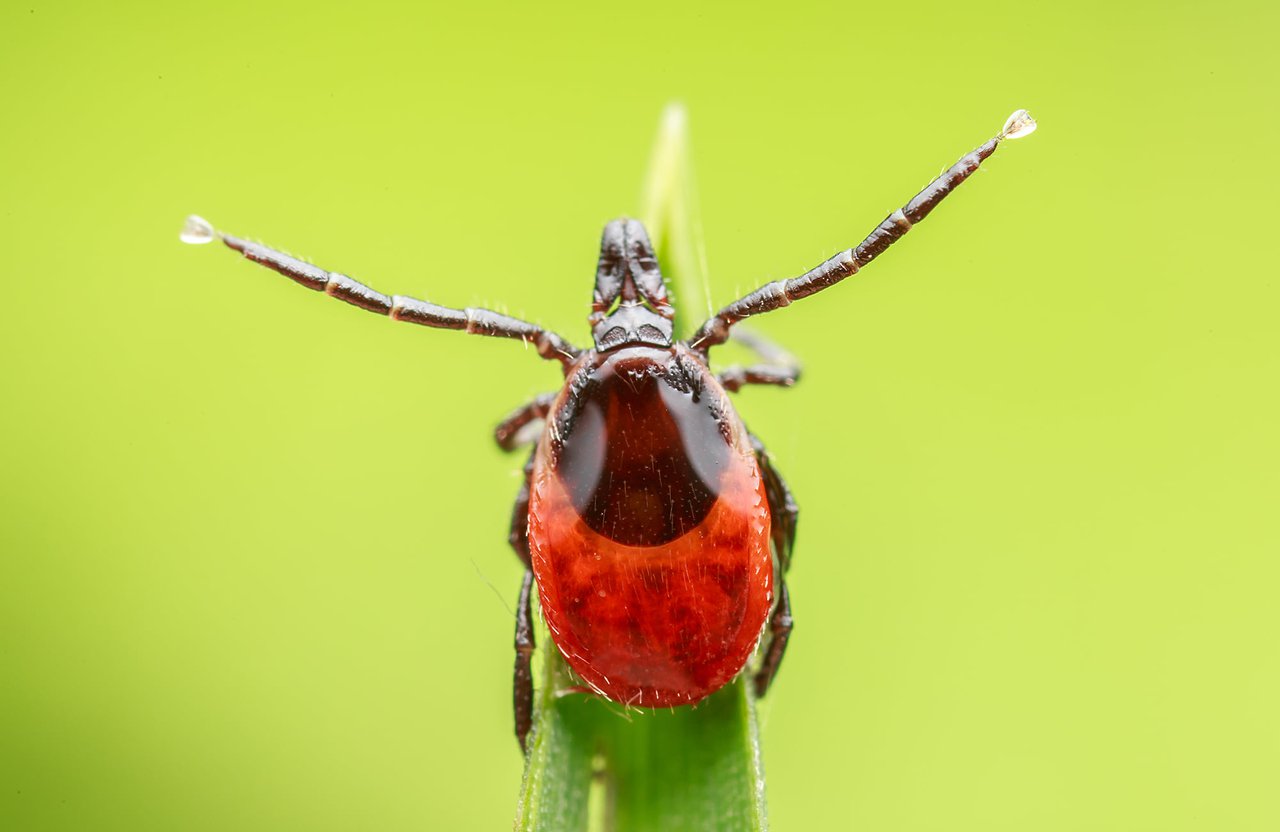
551,348,732,547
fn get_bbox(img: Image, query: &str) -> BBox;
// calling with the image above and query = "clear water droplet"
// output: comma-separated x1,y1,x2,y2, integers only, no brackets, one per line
1000,109,1037,140
180,214,215,244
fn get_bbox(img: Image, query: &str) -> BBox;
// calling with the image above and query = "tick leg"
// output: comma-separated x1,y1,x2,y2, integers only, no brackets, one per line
718,329,803,393
719,365,799,393
507,449,536,569
752,434,799,573
494,392,558,452
687,111,1036,352
509,449,537,749
734,327,798,366
753,580,793,698
190,221,581,369
751,434,798,697
514,568,537,753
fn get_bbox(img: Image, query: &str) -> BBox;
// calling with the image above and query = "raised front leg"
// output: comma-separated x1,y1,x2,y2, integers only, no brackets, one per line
688,110,1037,352
179,216,581,369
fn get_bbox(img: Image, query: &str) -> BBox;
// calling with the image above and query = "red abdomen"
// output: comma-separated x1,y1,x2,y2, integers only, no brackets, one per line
527,346,772,707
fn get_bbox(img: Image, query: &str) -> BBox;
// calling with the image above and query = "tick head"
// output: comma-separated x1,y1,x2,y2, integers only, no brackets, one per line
589,218,675,351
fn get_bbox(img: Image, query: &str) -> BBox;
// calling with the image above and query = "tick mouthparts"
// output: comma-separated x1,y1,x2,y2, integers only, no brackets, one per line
999,109,1038,141
179,214,217,245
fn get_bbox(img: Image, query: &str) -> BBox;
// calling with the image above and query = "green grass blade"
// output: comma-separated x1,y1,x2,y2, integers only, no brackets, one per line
513,104,769,832
514,654,595,832
593,679,767,832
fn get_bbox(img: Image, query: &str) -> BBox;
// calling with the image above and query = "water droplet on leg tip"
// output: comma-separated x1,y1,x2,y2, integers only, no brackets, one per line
1000,109,1037,140
180,214,215,244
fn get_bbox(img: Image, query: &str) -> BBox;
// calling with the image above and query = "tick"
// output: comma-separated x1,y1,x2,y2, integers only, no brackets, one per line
182,109,1037,752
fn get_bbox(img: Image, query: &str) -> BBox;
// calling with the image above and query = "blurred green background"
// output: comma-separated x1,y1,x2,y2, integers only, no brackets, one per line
2,1,1277,829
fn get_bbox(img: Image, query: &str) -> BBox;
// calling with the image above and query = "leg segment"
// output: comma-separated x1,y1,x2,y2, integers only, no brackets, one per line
753,581,793,698
733,327,800,367
509,448,537,750
514,568,537,753
507,450,536,569
718,328,803,393
719,365,799,392
494,392,558,452
752,434,799,573
204,226,580,369
688,110,1037,351
750,434,799,697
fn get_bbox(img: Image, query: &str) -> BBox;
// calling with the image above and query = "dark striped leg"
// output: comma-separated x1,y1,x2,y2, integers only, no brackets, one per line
494,392,558,452
751,434,799,697
752,434,799,574
508,451,536,568
509,449,537,751
719,328,802,393
514,569,537,753
689,110,1037,351
719,365,798,392
184,218,581,369
754,582,793,699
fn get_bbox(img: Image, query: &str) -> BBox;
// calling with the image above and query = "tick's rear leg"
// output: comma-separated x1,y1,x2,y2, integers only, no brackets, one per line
751,435,799,696
754,581,793,698
508,449,537,751
514,568,537,753
752,435,799,574
507,451,536,569
719,328,802,393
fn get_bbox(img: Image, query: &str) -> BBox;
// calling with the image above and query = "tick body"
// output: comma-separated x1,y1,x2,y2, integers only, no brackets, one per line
183,109,1036,753
530,343,772,707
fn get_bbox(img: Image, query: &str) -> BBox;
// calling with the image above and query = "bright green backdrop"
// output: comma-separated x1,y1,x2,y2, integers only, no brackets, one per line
2,1,1277,830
